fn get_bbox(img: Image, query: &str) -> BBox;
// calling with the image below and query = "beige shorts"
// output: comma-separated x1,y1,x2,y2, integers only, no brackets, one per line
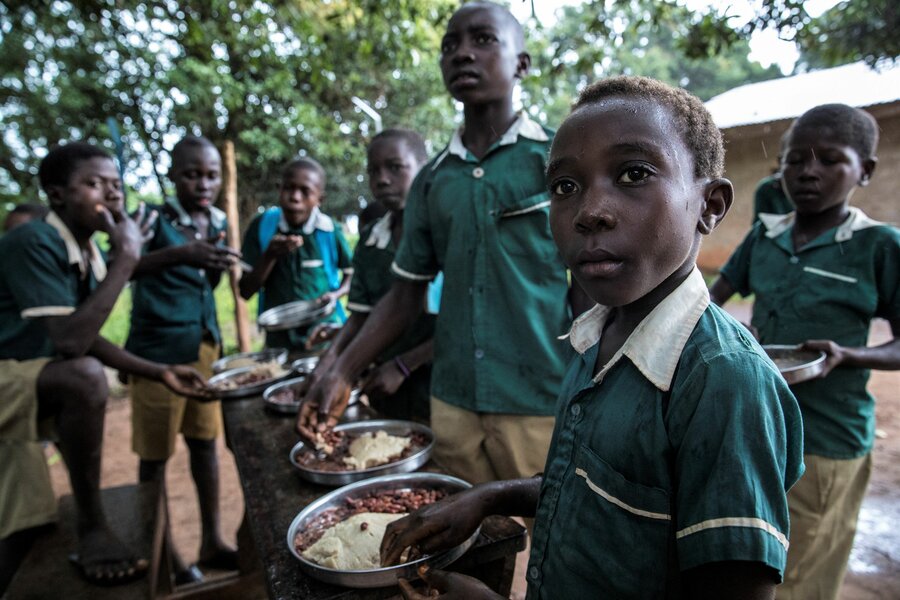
130,342,222,461
0,357,58,539
779,452,872,600
429,397,555,485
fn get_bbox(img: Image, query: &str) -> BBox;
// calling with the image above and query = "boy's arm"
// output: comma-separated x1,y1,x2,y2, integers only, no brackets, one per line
238,236,301,299
708,275,736,306
360,337,434,400
133,237,239,278
683,562,777,600
380,477,542,567
298,278,426,434
803,317,900,375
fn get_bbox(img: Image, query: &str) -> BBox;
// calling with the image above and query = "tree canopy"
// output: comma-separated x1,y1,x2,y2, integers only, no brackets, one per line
1,0,895,225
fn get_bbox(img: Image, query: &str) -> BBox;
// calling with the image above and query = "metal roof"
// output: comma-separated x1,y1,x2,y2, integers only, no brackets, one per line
705,61,900,129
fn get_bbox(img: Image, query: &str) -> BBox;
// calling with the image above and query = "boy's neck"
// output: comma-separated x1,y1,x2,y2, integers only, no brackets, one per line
792,202,850,249
462,100,518,160
56,209,94,248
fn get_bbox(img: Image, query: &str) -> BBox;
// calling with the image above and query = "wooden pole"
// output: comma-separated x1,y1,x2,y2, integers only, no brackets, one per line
220,140,252,352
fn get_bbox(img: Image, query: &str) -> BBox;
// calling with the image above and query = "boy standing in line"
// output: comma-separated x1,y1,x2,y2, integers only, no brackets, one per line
301,1,589,484
383,76,804,600
0,143,207,590
125,136,240,582
711,104,900,599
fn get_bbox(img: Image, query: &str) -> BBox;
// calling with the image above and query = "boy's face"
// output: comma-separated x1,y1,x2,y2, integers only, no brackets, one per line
48,157,124,235
367,139,421,212
171,145,222,211
548,98,729,308
280,167,323,228
780,126,874,216
439,5,528,105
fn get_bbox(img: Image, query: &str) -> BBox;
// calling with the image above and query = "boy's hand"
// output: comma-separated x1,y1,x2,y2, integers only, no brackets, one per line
264,234,303,258
160,365,212,400
296,372,352,440
98,205,143,262
131,202,159,244
360,361,405,400
398,566,502,600
305,322,341,349
179,236,241,272
801,339,844,377
380,488,486,567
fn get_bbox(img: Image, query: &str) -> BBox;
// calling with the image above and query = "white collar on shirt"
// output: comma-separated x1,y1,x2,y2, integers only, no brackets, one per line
432,111,549,169
45,210,107,282
758,206,883,242
278,206,335,235
364,213,394,249
166,197,227,231
565,268,710,391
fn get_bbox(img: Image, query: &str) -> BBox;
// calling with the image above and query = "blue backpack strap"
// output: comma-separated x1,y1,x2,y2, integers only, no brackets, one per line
256,207,282,315
427,271,443,315
313,225,346,322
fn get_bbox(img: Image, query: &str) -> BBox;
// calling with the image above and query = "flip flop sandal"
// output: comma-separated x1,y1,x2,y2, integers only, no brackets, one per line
68,552,148,587
174,564,204,586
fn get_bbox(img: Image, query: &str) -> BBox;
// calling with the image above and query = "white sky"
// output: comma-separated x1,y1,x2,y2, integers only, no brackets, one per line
509,0,843,74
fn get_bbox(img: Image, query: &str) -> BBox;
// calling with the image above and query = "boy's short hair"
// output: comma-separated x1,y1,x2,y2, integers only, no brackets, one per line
370,129,428,164
170,135,218,167
283,157,326,187
791,104,879,160
455,1,525,52
38,142,112,191
574,76,725,179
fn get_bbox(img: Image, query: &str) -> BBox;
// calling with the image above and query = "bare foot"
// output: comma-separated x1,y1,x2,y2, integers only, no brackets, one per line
69,526,148,586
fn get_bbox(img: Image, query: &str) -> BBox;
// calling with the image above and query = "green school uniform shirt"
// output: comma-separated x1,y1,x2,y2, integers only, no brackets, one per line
721,208,900,459
242,206,353,349
392,113,571,416
125,200,226,365
752,174,793,224
526,269,804,599
0,211,107,360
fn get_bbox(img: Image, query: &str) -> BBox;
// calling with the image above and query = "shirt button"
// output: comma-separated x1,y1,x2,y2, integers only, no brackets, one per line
472,167,484,179
570,404,581,416
474,349,485,359
789,256,799,264
528,566,540,580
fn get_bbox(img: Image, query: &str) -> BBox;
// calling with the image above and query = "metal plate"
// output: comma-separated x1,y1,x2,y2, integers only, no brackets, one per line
263,377,361,415
763,345,827,385
208,364,292,399
212,348,288,374
258,299,335,332
286,472,478,588
289,420,433,486
291,356,320,375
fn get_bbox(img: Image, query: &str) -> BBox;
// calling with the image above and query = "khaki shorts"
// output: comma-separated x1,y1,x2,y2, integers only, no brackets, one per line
429,397,555,485
0,357,58,539
130,342,222,461
779,453,872,600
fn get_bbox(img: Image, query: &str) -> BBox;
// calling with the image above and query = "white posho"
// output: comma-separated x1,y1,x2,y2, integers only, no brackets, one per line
342,430,411,470
301,512,406,570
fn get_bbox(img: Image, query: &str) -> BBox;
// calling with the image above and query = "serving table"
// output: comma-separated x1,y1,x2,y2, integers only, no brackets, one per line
221,395,526,599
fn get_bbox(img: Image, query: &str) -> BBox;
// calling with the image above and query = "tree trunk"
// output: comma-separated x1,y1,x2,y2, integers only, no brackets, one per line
220,140,252,353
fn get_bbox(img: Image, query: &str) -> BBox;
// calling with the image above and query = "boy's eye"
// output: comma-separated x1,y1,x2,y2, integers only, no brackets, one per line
617,167,652,184
474,32,497,45
550,179,577,195
440,39,457,54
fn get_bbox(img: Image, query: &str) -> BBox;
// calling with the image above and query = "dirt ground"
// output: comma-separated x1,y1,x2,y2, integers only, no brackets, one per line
46,311,899,598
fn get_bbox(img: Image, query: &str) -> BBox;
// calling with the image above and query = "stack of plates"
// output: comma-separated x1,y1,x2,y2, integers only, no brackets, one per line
258,299,335,332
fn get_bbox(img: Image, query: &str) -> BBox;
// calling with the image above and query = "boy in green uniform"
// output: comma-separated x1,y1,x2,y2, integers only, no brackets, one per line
711,103,900,600
125,136,240,581
382,77,804,600
240,157,353,350
301,1,588,485
0,143,207,590
307,129,435,423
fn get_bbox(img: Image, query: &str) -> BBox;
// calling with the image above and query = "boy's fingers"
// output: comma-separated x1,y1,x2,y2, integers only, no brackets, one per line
95,205,117,231
397,578,427,600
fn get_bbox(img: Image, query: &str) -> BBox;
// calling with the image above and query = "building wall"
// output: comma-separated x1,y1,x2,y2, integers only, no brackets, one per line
699,101,900,272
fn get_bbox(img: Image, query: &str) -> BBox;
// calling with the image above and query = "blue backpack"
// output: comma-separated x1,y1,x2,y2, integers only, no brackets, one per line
257,207,346,321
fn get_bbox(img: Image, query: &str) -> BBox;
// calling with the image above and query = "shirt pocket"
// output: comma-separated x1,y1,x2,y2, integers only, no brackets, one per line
559,444,671,597
790,263,871,324
492,192,556,259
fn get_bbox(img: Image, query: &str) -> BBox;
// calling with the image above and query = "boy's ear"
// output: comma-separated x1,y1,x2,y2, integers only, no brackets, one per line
45,185,66,211
515,51,531,80
697,178,734,235
859,157,877,186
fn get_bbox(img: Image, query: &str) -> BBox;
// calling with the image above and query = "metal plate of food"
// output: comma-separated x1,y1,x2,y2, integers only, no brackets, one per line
287,472,478,588
263,377,361,415
291,355,320,375
290,420,433,486
763,345,827,385
258,299,335,332
211,348,289,374
208,363,292,399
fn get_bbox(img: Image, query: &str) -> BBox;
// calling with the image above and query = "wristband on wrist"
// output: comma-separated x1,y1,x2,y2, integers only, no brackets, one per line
393,356,411,379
